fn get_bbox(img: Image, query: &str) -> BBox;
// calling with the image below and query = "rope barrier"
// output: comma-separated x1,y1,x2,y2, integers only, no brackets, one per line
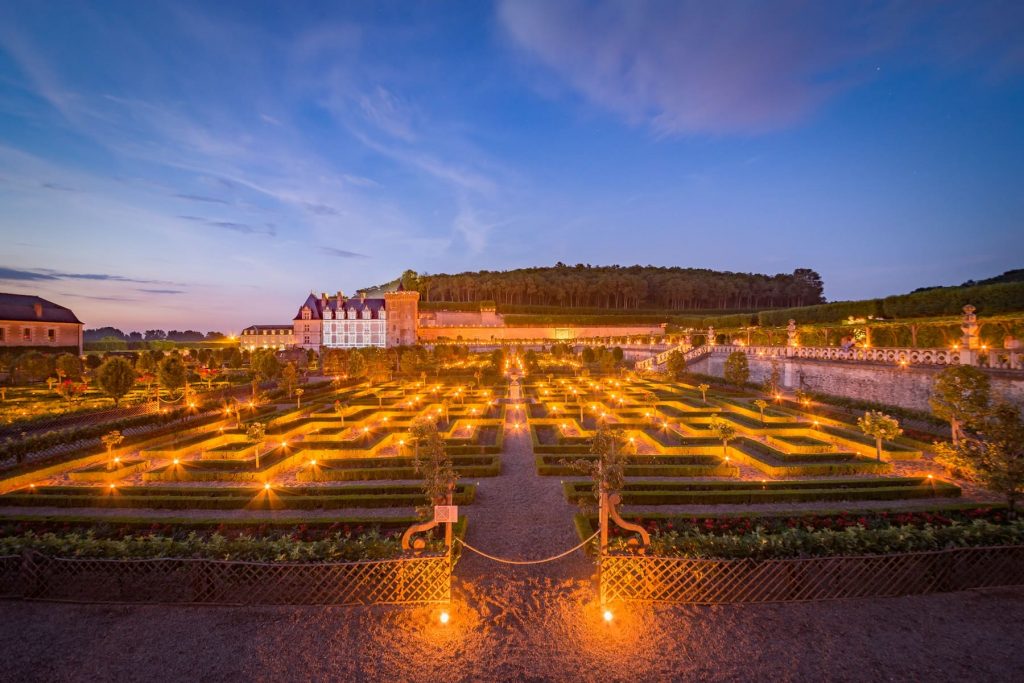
454,531,599,566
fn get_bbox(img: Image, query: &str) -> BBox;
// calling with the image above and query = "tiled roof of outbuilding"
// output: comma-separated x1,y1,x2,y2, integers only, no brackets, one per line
0,293,82,324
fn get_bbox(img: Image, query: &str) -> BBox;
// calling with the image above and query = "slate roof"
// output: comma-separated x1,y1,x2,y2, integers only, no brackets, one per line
243,324,293,332
293,293,324,321
326,297,386,319
0,293,82,324
294,292,387,321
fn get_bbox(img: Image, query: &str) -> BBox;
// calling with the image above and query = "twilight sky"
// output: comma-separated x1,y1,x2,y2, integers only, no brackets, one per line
0,1,1022,332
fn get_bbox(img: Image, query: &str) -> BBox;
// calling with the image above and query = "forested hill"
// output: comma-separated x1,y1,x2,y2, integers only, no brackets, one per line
407,265,825,310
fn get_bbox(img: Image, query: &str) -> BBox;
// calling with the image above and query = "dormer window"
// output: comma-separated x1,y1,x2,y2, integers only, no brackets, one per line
379,310,386,320
348,309,355,320
301,307,311,320
362,309,370,320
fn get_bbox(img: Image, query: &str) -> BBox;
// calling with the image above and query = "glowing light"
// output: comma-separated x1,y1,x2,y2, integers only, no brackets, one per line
172,458,180,465
109,483,116,489
439,610,450,624
264,482,271,490
310,459,317,466
603,609,614,623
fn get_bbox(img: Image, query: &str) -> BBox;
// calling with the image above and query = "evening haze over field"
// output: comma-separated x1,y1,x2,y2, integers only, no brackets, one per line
1,1,1022,331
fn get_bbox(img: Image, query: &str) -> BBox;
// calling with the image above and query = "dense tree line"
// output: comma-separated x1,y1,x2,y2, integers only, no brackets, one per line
408,264,824,310
83,328,226,343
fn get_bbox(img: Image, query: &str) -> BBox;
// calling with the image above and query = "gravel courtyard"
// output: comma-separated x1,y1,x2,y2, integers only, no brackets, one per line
3,585,1023,682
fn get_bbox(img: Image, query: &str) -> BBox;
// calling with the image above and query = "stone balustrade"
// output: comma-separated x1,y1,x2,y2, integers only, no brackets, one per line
638,343,1023,372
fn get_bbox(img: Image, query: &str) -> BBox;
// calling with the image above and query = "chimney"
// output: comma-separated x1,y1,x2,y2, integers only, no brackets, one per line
336,290,343,308
33,303,43,318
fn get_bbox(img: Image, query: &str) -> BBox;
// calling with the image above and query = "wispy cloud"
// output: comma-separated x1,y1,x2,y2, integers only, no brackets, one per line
320,246,367,259
0,266,177,285
358,86,417,142
498,0,1024,135
173,193,228,204
137,288,185,295
41,182,76,191
59,292,138,302
304,202,341,216
177,215,276,236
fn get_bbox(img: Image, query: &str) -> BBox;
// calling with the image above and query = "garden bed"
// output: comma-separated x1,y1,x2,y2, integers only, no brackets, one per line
563,476,960,506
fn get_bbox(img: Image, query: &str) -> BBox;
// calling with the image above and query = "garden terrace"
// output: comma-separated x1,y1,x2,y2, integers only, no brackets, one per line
708,396,794,422
656,402,721,417
576,504,1010,539
0,513,450,536
563,476,960,506
67,459,149,481
535,453,736,477
730,438,892,476
0,483,477,511
678,413,808,435
816,424,924,460
297,454,501,482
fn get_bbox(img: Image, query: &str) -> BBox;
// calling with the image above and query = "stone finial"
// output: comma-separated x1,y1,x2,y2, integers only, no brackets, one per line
787,319,799,347
961,304,980,350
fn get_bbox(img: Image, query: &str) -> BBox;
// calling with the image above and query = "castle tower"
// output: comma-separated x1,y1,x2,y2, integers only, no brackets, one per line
384,287,419,347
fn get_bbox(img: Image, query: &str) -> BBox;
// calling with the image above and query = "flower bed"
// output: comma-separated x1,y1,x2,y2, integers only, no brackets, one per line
535,453,734,478
731,439,892,476
0,483,477,511
580,508,1023,559
564,476,959,506
296,454,501,482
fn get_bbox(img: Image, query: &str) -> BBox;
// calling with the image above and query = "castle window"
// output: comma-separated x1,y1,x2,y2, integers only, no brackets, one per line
301,307,311,320
48,329,56,342
22,328,31,341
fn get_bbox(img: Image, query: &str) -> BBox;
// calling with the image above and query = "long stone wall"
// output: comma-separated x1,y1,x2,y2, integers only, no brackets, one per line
689,353,1024,412
417,324,665,342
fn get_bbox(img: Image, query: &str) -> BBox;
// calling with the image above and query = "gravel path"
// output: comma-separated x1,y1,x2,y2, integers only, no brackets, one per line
456,379,592,581
2,587,1022,682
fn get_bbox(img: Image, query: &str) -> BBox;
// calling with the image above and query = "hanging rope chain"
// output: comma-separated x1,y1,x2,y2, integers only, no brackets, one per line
454,531,599,566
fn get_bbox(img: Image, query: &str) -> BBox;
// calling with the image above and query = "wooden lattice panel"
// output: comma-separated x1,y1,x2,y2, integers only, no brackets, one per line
601,546,1024,605
0,555,21,597
16,552,450,606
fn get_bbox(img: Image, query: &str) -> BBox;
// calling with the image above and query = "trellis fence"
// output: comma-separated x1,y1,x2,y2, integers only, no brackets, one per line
0,552,450,606
600,545,1024,605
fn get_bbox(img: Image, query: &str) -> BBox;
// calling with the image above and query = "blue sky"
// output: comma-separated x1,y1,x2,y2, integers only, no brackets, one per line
0,1,1022,331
